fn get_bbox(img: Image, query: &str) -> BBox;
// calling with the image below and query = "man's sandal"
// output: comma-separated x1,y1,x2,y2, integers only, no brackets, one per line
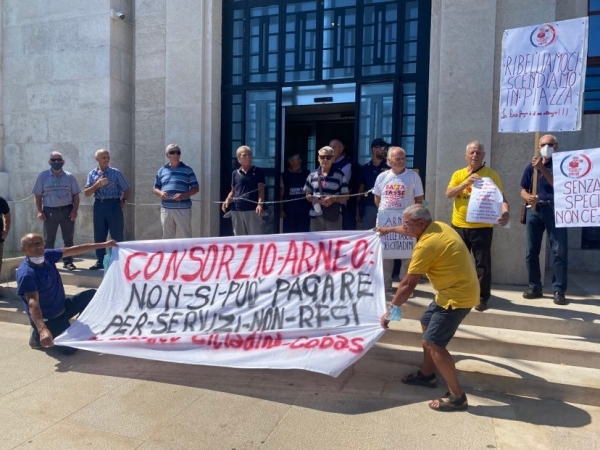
401,370,437,388
429,392,468,412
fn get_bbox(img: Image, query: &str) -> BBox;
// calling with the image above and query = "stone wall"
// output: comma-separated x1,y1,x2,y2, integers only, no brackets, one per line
133,0,222,240
1,0,134,252
428,0,600,283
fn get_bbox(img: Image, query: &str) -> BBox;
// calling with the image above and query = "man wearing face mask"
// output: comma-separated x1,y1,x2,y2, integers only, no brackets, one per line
32,152,81,271
520,134,568,305
16,233,117,352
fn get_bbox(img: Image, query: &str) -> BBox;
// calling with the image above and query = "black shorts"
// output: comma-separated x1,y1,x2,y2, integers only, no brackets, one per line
421,301,471,348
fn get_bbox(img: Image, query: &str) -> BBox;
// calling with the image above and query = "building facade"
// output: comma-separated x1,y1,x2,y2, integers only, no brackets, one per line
1,0,599,283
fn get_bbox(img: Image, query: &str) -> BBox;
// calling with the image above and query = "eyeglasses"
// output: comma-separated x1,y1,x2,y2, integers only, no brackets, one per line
26,240,45,248
168,151,181,155
49,158,63,162
318,155,334,160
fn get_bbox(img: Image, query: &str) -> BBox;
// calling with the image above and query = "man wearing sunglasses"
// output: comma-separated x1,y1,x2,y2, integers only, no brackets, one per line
304,146,349,231
32,152,81,271
153,144,199,239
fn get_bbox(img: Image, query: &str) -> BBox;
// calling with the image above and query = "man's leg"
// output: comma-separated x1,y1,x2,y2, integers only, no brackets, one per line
324,216,343,231
382,258,394,290
42,207,60,250
161,208,177,239
246,211,264,235
93,203,109,264
453,226,472,253
59,206,76,265
359,205,378,230
525,208,545,291
107,203,125,242
543,207,568,294
174,208,192,238
469,228,493,303
64,289,97,319
231,211,247,235
310,217,325,232
0,241,4,277
421,305,471,409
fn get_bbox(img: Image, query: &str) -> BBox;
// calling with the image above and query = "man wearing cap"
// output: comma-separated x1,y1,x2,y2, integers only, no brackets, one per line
520,134,568,305
304,146,349,231
84,149,131,270
153,144,199,239
32,152,81,271
222,145,266,235
357,138,390,230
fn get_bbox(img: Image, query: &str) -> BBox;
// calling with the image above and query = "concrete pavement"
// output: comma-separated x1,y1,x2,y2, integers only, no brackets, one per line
1,320,599,450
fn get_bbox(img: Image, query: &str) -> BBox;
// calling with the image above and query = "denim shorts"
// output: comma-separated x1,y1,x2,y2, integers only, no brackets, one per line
421,301,471,348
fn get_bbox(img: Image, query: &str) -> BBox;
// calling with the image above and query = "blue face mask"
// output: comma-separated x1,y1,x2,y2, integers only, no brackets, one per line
50,162,64,170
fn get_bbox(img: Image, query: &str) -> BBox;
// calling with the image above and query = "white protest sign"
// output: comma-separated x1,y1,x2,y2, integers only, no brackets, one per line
499,17,588,133
55,231,386,377
553,147,600,228
376,209,415,259
466,177,504,224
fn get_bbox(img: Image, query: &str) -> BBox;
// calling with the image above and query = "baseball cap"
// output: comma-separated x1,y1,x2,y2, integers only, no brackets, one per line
371,138,388,148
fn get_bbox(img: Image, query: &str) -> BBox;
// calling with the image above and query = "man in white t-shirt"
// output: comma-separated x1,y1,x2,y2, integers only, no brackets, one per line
374,146,424,290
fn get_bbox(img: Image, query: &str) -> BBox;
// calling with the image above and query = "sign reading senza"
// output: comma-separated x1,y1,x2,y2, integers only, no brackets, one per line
553,147,600,228
499,17,588,133
54,231,386,377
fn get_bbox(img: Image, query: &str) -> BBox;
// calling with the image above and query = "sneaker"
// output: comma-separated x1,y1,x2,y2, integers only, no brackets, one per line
89,261,104,270
553,291,568,305
474,302,488,312
63,262,77,271
522,288,543,299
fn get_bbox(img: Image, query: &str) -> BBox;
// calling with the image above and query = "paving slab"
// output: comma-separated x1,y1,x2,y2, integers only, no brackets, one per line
1,322,600,450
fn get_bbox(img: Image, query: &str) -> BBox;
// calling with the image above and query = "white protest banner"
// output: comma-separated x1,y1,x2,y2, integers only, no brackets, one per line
553,147,600,228
499,17,588,133
54,231,386,377
466,177,504,224
376,210,415,259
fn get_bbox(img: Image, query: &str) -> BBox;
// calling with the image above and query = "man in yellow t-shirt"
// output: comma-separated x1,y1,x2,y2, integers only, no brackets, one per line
378,204,478,412
446,140,509,312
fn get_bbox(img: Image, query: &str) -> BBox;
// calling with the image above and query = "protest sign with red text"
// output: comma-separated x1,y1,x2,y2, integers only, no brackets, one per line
54,231,386,377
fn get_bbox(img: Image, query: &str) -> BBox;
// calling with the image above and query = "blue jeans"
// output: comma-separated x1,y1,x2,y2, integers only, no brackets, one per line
525,205,568,293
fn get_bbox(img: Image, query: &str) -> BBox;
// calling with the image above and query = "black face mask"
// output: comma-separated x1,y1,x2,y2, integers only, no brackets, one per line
50,162,64,170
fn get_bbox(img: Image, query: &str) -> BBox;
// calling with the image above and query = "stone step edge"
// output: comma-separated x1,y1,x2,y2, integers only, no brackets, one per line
385,317,600,353
362,344,600,406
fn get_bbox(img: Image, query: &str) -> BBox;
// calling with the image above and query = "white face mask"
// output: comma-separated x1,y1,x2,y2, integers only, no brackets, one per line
540,145,554,158
29,256,45,265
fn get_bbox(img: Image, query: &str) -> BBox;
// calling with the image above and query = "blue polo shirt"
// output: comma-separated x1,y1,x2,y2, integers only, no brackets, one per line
359,160,390,206
32,169,81,207
154,162,199,209
85,166,130,200
281,168,311,216
231,166,266,211
17,249,66,321
520,159,554,202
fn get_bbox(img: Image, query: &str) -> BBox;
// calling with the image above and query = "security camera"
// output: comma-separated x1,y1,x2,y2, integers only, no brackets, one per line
110,9,126,20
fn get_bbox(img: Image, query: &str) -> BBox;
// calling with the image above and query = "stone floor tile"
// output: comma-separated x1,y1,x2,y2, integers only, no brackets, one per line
12,421,143,450
0,409,55,450
64,378,204,440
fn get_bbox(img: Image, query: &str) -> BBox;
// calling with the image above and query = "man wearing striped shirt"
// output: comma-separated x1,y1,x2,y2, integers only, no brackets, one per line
304,146,349,232
84,149,131,270
153,144,199,239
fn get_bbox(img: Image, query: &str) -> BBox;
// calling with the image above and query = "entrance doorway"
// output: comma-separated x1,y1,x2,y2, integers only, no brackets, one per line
275,103,355,232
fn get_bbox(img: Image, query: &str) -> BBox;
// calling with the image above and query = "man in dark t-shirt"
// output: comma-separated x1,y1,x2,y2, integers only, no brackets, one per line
280,153,310,233
222,145,266,235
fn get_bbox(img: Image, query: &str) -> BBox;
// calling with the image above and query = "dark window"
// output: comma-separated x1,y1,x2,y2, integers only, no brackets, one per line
585,0,600,113
285,1,318,82
582,227,600,249
322,1,356,80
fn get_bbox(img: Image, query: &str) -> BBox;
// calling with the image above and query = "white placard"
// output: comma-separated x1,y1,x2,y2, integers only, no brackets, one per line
376,210,416,259
499,17,588,133
553,147,600,228
466,177,504,224
54,232,386,377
